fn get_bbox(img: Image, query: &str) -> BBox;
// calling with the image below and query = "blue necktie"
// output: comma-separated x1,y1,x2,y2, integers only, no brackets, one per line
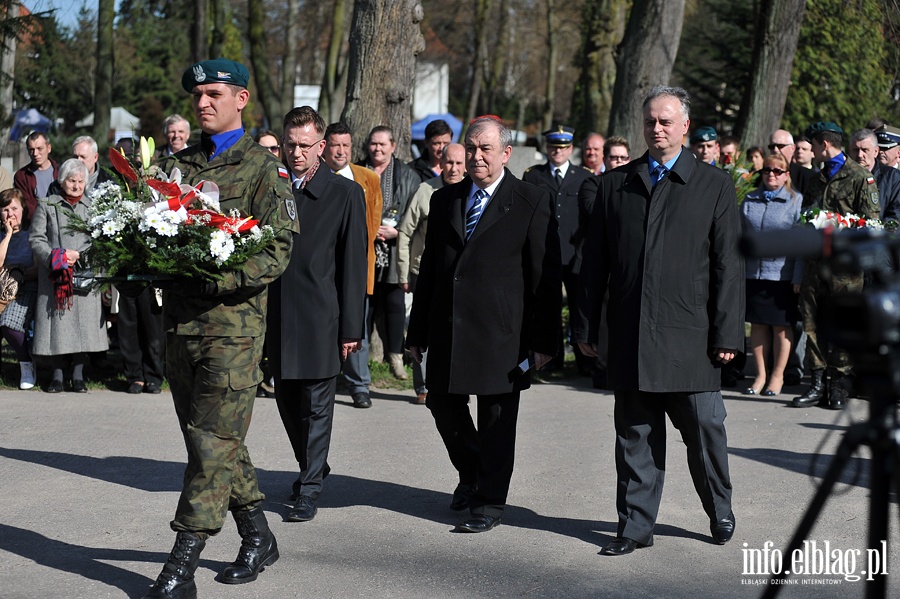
651,165,668,187
466,189,488,240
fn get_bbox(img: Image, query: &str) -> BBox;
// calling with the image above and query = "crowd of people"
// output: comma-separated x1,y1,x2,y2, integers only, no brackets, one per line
3,55,900,597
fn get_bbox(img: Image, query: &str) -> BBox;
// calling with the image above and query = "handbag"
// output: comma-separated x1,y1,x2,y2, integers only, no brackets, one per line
0,268,19,314
54,202,95,296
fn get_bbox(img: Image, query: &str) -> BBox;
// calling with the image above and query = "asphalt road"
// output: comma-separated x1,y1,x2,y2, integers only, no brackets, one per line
0,377,895,598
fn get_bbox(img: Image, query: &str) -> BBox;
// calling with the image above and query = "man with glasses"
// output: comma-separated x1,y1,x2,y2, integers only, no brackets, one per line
767,129,814,200
603,136,631,172
524,125,594,372
268,106,367,523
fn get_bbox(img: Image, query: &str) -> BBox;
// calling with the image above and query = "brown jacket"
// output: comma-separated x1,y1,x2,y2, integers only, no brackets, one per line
349,163,383,295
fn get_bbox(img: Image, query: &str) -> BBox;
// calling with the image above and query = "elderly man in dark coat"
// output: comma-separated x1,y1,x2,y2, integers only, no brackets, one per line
574,86,744,556
267,106,367,523
407,116,562,534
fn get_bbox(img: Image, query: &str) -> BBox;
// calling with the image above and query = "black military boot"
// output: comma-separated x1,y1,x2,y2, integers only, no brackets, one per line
222,506,279,584
142,532,205,599
826,371,849,410
791,369,826,407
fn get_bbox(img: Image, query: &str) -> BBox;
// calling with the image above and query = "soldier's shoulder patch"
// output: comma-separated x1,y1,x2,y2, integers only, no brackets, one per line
277,166,290,179
867,176,876,185
284,197,296,221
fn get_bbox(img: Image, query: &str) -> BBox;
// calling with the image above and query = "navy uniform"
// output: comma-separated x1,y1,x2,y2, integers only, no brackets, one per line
523,125,594,372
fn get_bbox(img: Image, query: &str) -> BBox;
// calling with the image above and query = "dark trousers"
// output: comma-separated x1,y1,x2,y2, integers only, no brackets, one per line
559,269,593,371
613,389,733,545
369,281,405,355
275,377,337,500
118,288,165,385
426,390,520,518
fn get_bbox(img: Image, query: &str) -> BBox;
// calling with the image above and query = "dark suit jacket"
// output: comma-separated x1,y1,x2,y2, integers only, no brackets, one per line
523,161,594,268
873,160,900,222
407,169,562,395
268,160,368,380
573,151,745,392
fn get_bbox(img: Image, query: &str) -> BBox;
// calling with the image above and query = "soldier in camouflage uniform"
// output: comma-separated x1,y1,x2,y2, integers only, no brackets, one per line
792,122,880,411
141,59,293,599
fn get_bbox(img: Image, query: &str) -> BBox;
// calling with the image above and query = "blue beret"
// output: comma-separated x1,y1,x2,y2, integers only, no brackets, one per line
182,58,250,92
690,126,718,144
543,125,575,147
876,125,900,149
804,121,843,138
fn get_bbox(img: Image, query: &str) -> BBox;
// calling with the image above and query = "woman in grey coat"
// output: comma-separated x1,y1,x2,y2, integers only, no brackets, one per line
29,158,108,393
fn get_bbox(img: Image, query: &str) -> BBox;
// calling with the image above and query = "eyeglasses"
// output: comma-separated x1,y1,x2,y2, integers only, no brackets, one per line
760,167,787,176
767,143,791,151
607,155,629,162
262,145,280,154
284,140,323,154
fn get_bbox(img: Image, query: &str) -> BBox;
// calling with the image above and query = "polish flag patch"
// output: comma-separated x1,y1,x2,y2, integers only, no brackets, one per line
277,166,289,179
867,176,876,185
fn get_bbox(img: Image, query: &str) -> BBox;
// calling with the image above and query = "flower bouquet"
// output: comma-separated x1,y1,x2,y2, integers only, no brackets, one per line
801,208,895,232
69,138,276,283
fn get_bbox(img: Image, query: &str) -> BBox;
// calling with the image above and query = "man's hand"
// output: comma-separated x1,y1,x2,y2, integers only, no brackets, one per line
577,342,598,358
399,282,410,292
409,345,426,364
340,338,361,361
714,348,736,363
533,352,554,370
377,225,399,241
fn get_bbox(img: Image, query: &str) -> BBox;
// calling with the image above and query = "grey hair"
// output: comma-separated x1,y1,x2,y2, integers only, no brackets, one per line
72,135,98,155
642,86,691,120
163,114,190,132
849,128,878,147
58,158,89,185
466,117,512,149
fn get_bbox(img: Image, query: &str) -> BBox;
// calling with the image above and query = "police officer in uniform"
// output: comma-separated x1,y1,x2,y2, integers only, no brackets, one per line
523,125,594,372
792,122,880,410
141,59,294,599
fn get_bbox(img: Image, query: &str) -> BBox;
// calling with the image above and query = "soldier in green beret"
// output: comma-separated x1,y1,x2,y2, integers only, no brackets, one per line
141,58,294,599
792,121,880,411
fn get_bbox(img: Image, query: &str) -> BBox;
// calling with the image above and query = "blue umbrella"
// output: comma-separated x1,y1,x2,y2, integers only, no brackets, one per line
10,108,52,142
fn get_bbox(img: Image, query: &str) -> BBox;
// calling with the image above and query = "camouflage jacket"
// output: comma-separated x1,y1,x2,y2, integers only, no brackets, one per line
160,132,294,337
806,157,880,219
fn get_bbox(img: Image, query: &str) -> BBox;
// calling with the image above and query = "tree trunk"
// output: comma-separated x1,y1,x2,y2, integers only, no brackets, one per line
93,0,114,146
319,0,349,124
191,0,208,64
733,0,807,148
463,0,491,131
248,0,280,129
342,0,424,162
607,0,686,151
483,0,509,116
542,0,558,132
209,0,225,59
279,0,299,122
572,0,628,137
0,0,19,148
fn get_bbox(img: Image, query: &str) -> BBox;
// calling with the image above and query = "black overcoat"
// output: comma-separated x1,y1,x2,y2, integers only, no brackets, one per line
407,170,562,395
573,151,745,392
268,161,368,380
523,161,594,268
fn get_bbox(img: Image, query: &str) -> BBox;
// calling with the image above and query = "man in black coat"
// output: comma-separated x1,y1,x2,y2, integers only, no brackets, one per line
267,106,368,523
523,125,595,373
407,116,562,533
574,86,744,556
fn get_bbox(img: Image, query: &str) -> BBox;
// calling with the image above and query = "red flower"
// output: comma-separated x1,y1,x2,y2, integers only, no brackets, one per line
109,148,138,182
146,179,182,199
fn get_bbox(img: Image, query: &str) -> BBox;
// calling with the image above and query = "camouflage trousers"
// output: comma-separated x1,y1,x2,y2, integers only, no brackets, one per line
798,264,862,375
167,333,265,535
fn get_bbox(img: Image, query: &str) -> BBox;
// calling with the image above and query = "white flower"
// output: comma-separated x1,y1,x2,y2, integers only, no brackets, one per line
209,229,235,265
155,221,179,237
102,220,120,236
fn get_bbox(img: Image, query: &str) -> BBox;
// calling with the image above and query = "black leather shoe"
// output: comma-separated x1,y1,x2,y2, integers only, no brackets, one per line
711,512,736,544
599,536,651,556
286,495,317,522
454,514,501,533
792,370,826,407
127,381,144,394
46,380,64,394
142,532,205,598
144,382,162,394
352,392,371,408
222,506,279,584
72,379,88,393
826,373,848,410
450,483,477,511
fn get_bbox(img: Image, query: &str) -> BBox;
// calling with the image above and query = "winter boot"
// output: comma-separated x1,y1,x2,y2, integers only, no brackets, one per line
221,506,279,584
791,369,826,407
142,532,205,599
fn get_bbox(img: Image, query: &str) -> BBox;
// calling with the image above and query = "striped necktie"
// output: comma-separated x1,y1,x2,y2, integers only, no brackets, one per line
651,164,668,188
466,189,488,240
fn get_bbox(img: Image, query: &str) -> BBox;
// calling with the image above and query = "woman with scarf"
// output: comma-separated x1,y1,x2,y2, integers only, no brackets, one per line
357,126,419,380
29,158,108,393
739,153,803,397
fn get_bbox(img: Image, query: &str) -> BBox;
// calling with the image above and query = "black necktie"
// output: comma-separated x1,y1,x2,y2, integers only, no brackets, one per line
555,169,563,187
